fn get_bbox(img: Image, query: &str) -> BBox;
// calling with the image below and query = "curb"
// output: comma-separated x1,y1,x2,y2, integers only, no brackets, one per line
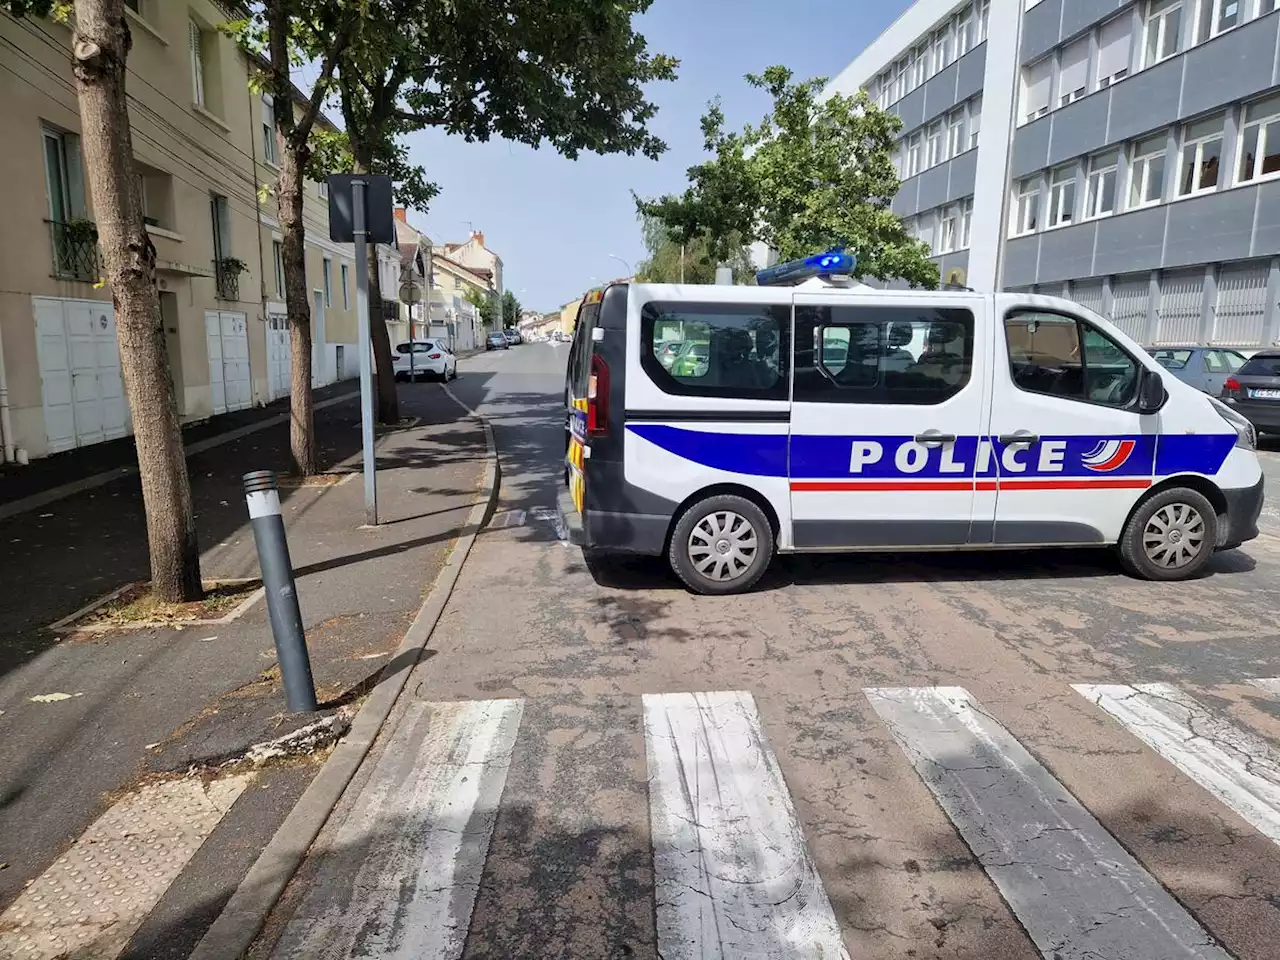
187,390,498,960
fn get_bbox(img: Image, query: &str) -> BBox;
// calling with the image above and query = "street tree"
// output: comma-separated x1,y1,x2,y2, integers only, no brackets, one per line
465,287,501,331
332,0,678,421
635,215,754,285
7,0,203,601
231,2,358,475
636,66,937,289
501,291,522,330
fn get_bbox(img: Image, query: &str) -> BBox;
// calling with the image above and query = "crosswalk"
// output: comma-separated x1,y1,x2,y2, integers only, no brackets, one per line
8,677,1280,959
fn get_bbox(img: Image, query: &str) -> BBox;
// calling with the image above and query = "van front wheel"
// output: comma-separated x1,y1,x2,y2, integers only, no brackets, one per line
669,495,774,595
1119,487,1218,581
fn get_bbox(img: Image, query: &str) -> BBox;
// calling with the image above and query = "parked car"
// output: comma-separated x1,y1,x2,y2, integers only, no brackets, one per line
503,328,523,345
1223,350,1280,436
657,341,685,369
392,339,456,381
486,332,510,350
669,341,710,378
1150,347,1247,396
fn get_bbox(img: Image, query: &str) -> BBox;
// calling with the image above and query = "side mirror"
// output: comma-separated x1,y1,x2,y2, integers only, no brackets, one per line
1137,367,1168,415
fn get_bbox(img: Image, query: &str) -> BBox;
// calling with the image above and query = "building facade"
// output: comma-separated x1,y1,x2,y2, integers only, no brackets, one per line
442,231,503,296
429,252,489,351
0,1,359,462
828,0,1280,351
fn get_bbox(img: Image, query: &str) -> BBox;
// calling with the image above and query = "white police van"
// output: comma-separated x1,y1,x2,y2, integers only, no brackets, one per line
562,251,1264,595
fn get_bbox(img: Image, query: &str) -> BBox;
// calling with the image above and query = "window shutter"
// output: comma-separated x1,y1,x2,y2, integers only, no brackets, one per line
1022,58,1052,121
1096,15,1132,83
1058,39,1089,103
189,22,205,106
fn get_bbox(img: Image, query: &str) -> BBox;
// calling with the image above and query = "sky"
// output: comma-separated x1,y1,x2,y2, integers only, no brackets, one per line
398,0,910,314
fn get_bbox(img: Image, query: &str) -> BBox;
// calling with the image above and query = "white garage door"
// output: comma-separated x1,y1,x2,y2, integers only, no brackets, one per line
267,313,290,400
206,311,251,415
33,297,127,454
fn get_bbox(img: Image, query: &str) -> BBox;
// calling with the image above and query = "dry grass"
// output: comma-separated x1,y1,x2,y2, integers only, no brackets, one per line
83,579,261,627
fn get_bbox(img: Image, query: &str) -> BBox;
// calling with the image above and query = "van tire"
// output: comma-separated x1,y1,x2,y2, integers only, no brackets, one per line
668,495,774,595
1118,487,1218,581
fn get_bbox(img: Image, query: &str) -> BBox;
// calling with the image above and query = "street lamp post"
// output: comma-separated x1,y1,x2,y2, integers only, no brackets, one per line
608,254,633,278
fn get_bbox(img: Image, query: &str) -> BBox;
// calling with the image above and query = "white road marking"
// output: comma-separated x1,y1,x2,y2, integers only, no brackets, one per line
868,686,1230,960
1076,682,1280,845
0,774,251,960
270,698,524,960
642,691,849,960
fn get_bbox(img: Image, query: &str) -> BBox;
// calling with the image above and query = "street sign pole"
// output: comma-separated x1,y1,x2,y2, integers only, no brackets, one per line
352,179,378,526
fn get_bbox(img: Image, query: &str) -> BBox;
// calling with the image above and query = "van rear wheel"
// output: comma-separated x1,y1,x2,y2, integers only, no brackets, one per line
669,495,774,595
1118,487,1218,581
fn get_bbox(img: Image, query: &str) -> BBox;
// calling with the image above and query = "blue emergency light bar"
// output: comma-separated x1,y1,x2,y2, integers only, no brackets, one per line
756,249,857,287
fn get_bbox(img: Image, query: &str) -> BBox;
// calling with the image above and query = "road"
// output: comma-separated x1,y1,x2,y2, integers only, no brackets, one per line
257,342,1280,960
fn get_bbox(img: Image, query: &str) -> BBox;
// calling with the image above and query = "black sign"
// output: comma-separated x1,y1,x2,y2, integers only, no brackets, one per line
327,174,396,244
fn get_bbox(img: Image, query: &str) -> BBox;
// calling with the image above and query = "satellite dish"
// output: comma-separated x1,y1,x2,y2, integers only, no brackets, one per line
945,267,967,287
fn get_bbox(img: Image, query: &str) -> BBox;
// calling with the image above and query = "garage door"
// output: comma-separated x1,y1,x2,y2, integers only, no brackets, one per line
267,313,290,400
33,297,127,454
206,311,251,415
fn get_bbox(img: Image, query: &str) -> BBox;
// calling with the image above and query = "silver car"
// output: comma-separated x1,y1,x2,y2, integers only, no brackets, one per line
1149,347,1246,395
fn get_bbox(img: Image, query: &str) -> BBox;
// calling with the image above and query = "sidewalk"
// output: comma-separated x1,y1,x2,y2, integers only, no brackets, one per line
0,379,488,937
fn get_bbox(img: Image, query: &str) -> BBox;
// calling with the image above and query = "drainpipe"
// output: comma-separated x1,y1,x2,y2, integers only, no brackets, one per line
0,325,15,463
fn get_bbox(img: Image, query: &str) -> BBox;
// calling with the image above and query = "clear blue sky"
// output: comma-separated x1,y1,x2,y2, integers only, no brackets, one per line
400,0,908,314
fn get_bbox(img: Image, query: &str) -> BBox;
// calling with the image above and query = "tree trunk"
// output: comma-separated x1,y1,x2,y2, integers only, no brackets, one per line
71,0,201,603
277,146,315,475
351,148,398,424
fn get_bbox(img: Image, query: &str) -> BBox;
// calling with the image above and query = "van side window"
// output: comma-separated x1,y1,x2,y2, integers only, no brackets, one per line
641,302,789,401
1005,311,1139,407
794,305,974,405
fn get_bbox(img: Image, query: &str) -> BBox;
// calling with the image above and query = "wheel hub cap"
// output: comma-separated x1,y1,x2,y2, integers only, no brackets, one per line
1142,503,1206,569
688,511,758,582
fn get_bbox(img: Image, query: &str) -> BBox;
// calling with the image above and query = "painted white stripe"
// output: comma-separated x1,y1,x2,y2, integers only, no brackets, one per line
642,690,850,960
270,698,523,960
0,774,251,960
1247,677,1280,696
1076,683,1280,845
867,686,1230,960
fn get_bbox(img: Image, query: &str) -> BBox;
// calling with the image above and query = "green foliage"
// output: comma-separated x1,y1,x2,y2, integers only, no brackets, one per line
501,290,522,328
635,215,754,285
5,0,65,18
636,65,938,289
465,286,501,329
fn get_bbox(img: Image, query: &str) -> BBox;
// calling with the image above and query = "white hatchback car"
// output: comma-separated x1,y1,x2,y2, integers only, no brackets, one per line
392,339,457,381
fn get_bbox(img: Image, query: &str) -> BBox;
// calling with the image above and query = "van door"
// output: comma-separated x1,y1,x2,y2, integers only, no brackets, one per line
789,292,991,549
990,306,1154,544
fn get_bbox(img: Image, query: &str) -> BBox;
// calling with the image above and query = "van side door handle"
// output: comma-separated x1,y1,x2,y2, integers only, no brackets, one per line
997,432,1039,445
914,431,957,446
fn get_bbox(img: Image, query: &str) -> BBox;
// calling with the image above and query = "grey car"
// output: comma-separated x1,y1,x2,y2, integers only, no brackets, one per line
1223,350,1280,436
1149,347,1247,395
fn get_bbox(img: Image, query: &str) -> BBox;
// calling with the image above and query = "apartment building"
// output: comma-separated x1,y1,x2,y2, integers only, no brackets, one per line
0,1,359,462
442,231,504,296
828,0,1280,351
429,252,490,349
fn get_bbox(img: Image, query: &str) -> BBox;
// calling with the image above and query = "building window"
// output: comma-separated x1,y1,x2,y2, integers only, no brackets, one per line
917,214,936,253
939,206,958,254
978,0,991,43
1058,38,1090,107
189,21,207,107
947,108,965,158
1085,150,1119,218
323,257,333,307
893,58,907,101
960,198,973,248
42,127,86,226
1013,178,1041,236
1021,57,1052,123
1237,92,1280,183
1128,134,1168,207
1097,14,1134,88
968,96,982,149
273,240,285,296
1262,0,1279,14
261,93,278,165
907,133,923,176
957,8,973,57
210,193,230,261
318,180,329,199
341,263,350,309
1178,114,1224,196
1049,166,1077,227
914,41,930,86
927,120,945,167
1144,0,1184,68
1196,0,1241,41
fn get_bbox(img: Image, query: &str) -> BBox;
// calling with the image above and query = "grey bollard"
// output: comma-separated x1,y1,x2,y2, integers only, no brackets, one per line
243,470,318,713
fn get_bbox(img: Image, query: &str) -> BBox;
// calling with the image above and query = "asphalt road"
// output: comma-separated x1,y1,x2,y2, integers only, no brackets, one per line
258,342,1280,960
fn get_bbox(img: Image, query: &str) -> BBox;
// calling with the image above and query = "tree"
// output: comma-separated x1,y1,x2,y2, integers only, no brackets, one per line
7,0,202,601
466,287,501,330
232,2,357,475
331,0,678,420
637,66,938,289
635,215,754,285
501,291,522,329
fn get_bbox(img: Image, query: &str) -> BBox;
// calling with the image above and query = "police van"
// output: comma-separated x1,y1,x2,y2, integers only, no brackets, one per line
562,251,1264,595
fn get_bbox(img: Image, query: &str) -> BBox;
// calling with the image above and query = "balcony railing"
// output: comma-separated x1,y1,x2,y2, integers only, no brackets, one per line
47,219,101,282
214,258,244,301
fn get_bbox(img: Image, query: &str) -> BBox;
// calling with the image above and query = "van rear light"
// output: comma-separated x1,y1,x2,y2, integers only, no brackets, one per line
587,354,610,436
